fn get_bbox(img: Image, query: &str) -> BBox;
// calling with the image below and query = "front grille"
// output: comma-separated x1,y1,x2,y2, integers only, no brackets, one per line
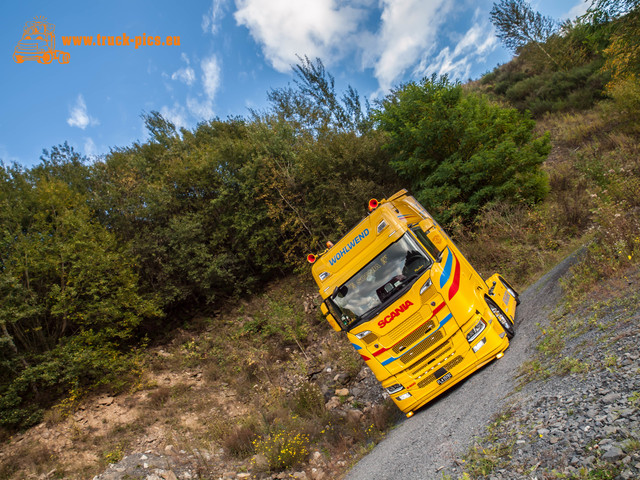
360,332,377,344
391,319,436,354
409,341,451,375
417,355,464,389
399,330,443,365
383,311,423,344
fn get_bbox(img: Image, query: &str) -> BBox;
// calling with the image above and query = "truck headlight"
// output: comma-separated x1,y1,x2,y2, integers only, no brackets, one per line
466,319,486,343
386,384,403,395
397,392,412,401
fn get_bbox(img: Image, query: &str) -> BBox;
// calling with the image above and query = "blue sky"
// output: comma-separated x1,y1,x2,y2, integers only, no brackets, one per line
1,0,589,168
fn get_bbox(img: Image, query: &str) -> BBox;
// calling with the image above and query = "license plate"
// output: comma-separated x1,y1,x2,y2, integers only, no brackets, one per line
437,372,452,385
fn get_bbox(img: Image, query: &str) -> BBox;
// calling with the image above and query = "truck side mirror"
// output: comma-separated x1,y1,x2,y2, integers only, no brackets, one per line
416,218,445,262
321,302,343,332
418,218,435,232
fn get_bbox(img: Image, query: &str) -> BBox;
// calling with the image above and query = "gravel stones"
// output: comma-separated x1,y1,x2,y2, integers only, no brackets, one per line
442,291,640,480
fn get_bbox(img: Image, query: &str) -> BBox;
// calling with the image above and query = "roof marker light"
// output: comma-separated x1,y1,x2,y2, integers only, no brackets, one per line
307,254,316,264
326,241,334,248
368,198,379,211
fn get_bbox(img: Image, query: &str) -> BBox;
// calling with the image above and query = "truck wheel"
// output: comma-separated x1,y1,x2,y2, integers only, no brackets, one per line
14,54,24,63
486,297,514,339
39,53,52,64
58,52,70,64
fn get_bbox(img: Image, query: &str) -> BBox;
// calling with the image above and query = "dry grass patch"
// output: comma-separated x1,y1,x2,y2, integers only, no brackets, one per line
0,441,54,479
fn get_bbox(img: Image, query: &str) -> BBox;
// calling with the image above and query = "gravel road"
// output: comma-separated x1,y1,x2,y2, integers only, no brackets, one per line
345,253,581,480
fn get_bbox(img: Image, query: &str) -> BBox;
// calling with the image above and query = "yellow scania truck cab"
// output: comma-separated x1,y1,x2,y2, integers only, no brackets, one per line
308,190,518,416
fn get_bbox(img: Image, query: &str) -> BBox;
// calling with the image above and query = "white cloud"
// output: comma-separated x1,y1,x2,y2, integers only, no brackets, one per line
232,0,451,92
184,54,221,120
201,55,221,100
171,68,195,85
171,53,196,85
187,96,215,119
418,20,497,80
165,55,220,123
232,0,500,91
365,0,451,91
203,0,228,34
83,137,98,157
234,0,365,72
160,103,189,130
565,0,590,20
67,94,98,130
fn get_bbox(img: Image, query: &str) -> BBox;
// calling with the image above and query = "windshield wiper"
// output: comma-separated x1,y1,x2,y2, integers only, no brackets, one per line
360,302,387,322
399,273,420,286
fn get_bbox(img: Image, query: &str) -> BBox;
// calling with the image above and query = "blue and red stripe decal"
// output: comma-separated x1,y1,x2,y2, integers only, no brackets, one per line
440,247,461,300
351,343,371,361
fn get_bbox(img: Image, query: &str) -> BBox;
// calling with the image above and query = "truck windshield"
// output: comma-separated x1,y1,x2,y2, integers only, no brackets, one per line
329,233,432,330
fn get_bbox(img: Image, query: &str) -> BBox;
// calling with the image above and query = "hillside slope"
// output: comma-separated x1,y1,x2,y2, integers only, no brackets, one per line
345,250,582,480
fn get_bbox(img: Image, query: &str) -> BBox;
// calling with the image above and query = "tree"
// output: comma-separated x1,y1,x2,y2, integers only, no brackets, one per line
586,0,640,81
374,75,550,225
491,0,559,66
264,56,371,136
0,163,160,428
587,0,639,20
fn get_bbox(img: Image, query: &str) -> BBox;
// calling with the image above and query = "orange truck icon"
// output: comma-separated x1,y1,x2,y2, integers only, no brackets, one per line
14,18,70,64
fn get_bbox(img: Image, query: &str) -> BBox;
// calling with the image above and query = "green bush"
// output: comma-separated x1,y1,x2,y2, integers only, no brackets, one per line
374,75,550,225
290,382,326,419
606,76,640,129
481,14,614,116
503,60,609,114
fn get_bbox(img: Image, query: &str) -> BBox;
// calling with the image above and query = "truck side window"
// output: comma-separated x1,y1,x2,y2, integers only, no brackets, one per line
326,298,350,328
411,227,442,261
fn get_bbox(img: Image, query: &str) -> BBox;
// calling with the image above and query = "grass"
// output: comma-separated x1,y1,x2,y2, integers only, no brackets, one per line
453,97,611,292
462,410,516,478
439,79,617,290
0,440,55,479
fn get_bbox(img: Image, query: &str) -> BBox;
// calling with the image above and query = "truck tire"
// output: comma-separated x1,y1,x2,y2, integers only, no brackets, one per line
39,52,52,64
